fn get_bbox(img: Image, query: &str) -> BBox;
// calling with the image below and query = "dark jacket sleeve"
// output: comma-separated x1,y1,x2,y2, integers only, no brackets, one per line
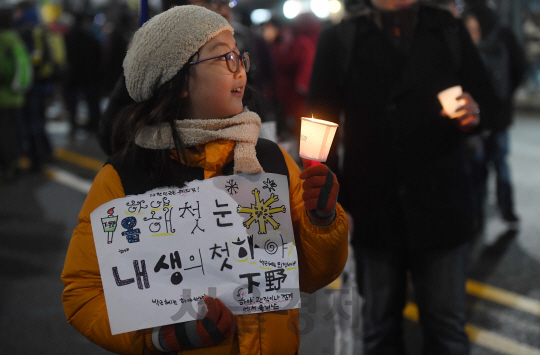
500,27,527,95
308,24,343,125
456,19,501,131
307,24,346,174
98,74,134,156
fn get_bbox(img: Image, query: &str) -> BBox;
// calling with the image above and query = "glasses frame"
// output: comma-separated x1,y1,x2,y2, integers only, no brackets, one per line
189,51,250,74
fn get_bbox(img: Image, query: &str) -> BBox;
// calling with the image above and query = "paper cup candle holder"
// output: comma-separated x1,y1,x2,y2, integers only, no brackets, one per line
299,116,339,165
438,85,466,119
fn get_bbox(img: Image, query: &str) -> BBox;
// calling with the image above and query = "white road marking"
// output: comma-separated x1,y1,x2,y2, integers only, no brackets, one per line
45,167,92,194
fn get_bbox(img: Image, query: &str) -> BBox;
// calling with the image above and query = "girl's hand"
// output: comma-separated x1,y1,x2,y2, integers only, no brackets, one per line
152,296,236,352
300,164,339,226
454,92,481,132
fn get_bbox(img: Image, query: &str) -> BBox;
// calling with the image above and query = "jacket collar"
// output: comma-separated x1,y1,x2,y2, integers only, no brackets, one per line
179,140,235,179
416,4,457,32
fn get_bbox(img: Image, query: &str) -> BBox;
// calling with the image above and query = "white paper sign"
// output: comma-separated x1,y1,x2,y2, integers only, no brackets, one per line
90,173,300,335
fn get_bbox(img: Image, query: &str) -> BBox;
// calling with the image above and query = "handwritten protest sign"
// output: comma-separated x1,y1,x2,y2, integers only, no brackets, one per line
90,173,300,335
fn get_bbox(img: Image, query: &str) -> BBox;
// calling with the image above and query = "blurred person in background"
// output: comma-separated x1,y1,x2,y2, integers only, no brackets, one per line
99,0,276,156
262,18,281,44
0,6,32,182
39,2,69,123
463,4,527,230
14,0,60,172
309,0,499,354
271,13,321,146
64,12,102,137
41,2,69,35
101,7,135,97
522,8,540,92
262,19,288,138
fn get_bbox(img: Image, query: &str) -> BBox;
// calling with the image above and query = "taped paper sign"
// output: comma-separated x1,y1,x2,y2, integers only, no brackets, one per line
90,173,300,335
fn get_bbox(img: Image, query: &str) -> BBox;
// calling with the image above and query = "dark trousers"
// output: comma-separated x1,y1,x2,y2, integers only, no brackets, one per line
0,108,22,171
20,88,52,169
357,243,470,355
483,130,515,216
467,129,516,223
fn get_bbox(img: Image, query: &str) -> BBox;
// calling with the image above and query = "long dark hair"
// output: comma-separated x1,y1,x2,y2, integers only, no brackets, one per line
111,61,192,182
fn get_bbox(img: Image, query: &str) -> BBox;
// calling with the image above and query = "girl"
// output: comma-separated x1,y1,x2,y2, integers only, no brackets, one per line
61,6,348,355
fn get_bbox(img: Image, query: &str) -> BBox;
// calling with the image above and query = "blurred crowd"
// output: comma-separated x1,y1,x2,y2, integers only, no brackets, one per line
0,0,136,178
0,0,327,179
0,0,529,173
0,0,531,353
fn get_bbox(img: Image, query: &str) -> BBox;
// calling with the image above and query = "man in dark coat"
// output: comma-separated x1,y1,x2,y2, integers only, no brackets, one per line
308,0,499,354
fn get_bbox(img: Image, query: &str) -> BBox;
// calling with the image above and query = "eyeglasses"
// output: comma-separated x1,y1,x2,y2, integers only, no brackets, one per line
189,51,250,74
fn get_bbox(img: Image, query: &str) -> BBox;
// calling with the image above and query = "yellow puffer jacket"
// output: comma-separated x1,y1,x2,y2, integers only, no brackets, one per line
61,140,348,355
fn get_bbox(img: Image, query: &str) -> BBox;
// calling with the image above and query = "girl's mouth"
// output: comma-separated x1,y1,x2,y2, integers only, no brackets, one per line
231,87,243,96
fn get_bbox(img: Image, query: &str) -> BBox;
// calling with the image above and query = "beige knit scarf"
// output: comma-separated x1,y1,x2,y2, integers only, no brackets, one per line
135,109,264,174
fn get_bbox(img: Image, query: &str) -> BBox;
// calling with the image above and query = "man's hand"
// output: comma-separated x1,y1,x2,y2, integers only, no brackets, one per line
454,92,481,132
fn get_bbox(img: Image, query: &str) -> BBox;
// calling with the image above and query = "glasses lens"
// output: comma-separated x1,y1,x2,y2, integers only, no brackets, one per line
226,52,239,73
242,52,250,73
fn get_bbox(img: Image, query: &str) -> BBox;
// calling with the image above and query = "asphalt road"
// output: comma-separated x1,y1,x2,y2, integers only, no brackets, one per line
1,111,539,355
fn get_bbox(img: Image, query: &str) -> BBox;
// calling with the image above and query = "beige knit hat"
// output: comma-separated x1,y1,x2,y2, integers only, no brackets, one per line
123,5,234,102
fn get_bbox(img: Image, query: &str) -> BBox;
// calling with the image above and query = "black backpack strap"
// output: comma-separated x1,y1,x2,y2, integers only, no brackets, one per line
255,138,290,187
107,146,204,196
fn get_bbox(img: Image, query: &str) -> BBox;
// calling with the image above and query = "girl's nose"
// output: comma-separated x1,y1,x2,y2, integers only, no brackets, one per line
234,63,246,78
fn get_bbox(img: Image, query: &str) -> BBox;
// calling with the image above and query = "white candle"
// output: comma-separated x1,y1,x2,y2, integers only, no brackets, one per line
438,85,466,118
299,116,339,162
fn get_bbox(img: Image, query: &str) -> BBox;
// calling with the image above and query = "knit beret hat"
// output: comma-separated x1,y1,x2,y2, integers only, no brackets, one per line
123,5,234,102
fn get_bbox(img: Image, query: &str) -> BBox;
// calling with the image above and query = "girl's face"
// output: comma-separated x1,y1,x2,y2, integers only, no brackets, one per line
371,0,418,11
187,31,246,119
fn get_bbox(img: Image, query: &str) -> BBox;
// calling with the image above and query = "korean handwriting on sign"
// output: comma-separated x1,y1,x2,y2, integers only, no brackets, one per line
232,235,256,261
154,249,205,285
144,197,174,235
121,217,141,243
126,200,148,214
214,199,233,227
209,242,232,271
179,201,205,234
112,260,150,290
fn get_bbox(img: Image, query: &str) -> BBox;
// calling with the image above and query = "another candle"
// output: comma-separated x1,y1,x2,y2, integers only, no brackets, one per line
438,85,466,119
